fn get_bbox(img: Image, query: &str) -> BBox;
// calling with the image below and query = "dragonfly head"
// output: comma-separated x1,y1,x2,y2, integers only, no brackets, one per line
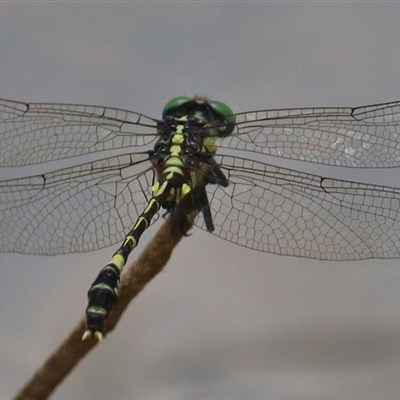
162,96,236,137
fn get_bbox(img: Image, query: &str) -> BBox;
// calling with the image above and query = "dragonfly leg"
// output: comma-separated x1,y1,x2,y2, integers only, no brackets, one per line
193,186,214,232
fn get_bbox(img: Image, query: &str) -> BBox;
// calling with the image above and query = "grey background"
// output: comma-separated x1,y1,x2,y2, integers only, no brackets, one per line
1,2,400,399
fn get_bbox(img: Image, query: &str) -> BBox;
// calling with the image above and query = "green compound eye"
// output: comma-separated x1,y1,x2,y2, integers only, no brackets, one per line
208,100,234,120
162,96,192,119
209,100,235,136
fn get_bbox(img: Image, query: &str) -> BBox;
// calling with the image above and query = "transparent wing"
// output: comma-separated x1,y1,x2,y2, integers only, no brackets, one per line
0,153,156,255
0,99,158,167
221,101,400,168
197,155,400,260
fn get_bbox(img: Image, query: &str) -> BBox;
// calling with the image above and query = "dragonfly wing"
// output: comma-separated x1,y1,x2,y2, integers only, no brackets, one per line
0,153,156,255
0,99,158,166
222,101,400,168
197,155,400,260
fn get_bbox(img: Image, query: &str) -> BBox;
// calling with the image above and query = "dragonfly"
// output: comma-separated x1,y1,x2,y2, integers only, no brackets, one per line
2,95,400,341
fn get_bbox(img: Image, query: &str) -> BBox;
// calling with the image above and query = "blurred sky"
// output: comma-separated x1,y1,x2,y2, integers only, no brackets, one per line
1,2,400,399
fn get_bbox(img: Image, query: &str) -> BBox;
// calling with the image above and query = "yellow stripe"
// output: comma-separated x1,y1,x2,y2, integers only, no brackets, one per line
86,306,108,315
89,283,114,294
111,254,125,270
154,182,168,196
203,137,217,154
143,201,155,215
164,166,184,176
132,216,148,231
170,145,182,154
165,157,184,167
172,134,184,144
124,235,137,247
181,183,191,195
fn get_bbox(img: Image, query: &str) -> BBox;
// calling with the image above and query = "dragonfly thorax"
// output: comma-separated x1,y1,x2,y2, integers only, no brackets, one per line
154,117,218,172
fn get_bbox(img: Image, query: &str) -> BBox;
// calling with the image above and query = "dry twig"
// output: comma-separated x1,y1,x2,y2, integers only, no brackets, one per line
14,217,190,400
